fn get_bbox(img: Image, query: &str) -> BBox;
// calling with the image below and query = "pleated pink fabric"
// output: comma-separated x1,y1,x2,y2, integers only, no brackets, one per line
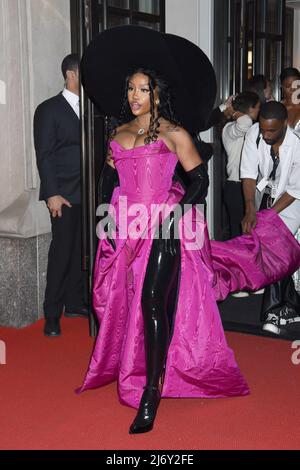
211,210,300,301
77,140,300,408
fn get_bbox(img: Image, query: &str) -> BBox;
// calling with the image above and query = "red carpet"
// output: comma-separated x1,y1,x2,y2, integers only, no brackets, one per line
0,317,299,450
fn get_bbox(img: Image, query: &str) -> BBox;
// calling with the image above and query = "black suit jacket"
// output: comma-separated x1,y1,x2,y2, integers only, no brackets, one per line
33,93,81,203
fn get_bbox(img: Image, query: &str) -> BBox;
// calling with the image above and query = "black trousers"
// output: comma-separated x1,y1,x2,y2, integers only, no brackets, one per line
260,194,300,320
223,181,244,238
44,205,84,319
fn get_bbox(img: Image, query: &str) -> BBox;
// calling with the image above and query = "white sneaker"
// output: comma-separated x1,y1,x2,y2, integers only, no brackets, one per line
263,307,300,335
231,291,250,298
252,288,265,295
280,306,300,325
262,312,280,335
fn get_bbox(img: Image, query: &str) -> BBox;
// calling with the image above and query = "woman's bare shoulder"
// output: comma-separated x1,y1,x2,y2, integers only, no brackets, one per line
160,120,192,144
159,118,180,132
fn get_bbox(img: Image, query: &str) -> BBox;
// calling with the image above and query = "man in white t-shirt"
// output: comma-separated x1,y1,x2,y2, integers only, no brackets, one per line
240,101,300,335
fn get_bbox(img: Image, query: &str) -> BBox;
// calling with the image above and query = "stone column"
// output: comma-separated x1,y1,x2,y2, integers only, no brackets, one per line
0,0,71,327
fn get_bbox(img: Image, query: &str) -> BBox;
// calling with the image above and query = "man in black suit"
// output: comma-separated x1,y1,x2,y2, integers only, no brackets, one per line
34,54,88,337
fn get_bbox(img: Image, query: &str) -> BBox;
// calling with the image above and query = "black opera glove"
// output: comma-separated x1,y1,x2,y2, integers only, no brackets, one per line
98,162,119,204
98,211,117,251
156,163,209,256
97,162,119,251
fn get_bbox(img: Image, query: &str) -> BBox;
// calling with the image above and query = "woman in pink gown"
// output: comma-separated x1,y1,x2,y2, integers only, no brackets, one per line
77,26,300,434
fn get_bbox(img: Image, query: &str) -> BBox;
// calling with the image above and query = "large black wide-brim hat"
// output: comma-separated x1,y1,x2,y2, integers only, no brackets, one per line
81,25,217,133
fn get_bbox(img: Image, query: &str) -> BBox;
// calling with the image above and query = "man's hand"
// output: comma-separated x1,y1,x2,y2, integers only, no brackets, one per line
224,94,236,108
222,94,237,120
224,105,235,119
242,205,257,234
47,195,72,218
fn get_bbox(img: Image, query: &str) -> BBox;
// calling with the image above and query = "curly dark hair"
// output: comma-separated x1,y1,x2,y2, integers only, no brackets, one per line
107,68,181,145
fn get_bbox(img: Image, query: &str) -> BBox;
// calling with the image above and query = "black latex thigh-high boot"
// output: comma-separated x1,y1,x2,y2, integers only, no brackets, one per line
129,238,180,434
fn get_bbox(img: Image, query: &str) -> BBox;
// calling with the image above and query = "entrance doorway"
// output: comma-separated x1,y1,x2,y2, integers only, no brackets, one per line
213,0,299,339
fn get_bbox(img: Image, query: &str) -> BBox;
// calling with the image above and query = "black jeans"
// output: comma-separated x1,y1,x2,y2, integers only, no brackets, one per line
44,204,84,319
260,195,300,320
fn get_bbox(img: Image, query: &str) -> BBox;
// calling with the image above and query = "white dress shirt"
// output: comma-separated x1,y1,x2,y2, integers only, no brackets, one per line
222,114,253,182
62,88,80,119
240,123,300,234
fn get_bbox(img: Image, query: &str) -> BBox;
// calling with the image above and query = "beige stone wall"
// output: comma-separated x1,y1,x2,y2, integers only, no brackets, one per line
0,0,71,238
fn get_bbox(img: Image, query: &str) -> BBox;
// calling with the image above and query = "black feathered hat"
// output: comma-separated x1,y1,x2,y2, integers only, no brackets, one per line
81,25,216,133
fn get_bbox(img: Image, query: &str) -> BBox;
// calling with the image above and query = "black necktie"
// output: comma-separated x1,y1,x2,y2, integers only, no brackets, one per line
269,147,279,181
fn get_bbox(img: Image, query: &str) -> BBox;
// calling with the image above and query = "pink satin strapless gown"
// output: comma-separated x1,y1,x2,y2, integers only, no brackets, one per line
78,140,300,408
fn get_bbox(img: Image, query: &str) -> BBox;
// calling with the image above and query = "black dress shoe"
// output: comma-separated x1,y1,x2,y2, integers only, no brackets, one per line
129,386,161,434
64,306,89,318
44,318,61,337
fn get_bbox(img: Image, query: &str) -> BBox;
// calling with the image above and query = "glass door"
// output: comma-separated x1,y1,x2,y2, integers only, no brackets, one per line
227,0,285,99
